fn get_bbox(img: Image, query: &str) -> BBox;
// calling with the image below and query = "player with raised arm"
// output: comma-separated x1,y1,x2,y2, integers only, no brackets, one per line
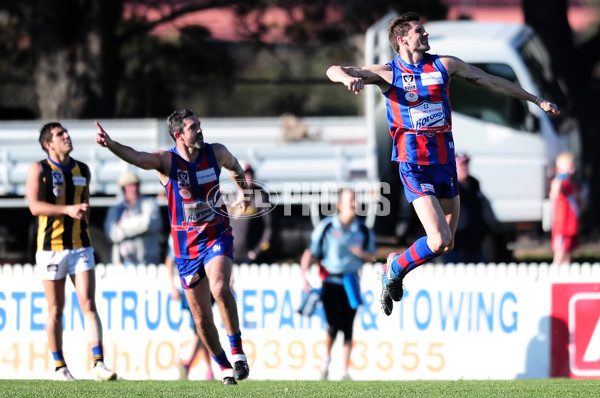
326,12,559,315
95,109,251,385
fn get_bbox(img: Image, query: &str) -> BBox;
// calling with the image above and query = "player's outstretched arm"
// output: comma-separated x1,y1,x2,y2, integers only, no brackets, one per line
326,64,392,94
441,55,559,116
94,121,168,172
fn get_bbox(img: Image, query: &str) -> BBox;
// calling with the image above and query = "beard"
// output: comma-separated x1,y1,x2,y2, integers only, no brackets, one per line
188,141,205,150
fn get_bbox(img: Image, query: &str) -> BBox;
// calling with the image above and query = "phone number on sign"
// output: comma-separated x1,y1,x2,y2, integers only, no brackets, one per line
242,339,445,373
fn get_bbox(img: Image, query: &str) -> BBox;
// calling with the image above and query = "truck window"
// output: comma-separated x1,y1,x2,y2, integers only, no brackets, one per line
449,63,530,132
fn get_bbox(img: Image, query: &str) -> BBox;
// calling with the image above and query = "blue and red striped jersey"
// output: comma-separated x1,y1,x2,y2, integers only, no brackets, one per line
164,143,230,259
384,53,455,165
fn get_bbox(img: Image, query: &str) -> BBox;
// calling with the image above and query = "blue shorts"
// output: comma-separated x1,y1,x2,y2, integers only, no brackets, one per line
175,233,233,290
399,162,458,203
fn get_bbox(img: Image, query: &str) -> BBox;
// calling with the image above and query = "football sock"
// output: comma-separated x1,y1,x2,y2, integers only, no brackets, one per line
391,236,437,277
92,344,104,365
211,350,233,370
52,351,66,371
228,331,245,356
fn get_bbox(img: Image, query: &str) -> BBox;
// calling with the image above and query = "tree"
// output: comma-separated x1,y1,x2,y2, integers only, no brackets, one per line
0,0,451,119
0,0,387,119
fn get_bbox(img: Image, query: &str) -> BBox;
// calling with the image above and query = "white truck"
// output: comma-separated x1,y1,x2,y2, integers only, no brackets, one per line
365,14,581,256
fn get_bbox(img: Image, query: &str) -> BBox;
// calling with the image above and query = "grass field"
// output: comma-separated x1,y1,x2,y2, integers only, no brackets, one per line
2,379,600,398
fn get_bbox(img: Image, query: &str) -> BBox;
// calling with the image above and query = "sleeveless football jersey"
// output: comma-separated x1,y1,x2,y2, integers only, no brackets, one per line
165,143,231,259
384,53,454,165
36,157,92,251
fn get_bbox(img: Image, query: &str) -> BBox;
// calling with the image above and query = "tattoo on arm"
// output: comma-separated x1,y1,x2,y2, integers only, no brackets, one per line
466,77,481,84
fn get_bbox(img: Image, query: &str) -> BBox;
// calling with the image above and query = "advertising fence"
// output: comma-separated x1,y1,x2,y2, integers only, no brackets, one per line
1,262,600,380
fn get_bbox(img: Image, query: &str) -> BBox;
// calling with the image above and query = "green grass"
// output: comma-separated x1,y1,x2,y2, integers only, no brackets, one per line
2,379,600,398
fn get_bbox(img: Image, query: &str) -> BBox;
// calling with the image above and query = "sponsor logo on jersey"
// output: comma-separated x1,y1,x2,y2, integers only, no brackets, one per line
72,176,86,186
409,101,446,131
196,168,218,184
420,71,443,86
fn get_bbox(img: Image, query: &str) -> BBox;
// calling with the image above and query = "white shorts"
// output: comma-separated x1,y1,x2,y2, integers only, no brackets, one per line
36,247,95,280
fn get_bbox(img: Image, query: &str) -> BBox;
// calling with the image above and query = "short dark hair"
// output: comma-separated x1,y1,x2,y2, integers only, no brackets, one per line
39,122,63,153
167,109,196,141
388,12,421,54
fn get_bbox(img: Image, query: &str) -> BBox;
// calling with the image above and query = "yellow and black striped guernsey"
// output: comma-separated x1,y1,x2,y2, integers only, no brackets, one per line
36,158,92,251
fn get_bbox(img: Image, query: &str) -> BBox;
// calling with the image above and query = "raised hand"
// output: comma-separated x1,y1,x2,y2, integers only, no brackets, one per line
94,121,113,147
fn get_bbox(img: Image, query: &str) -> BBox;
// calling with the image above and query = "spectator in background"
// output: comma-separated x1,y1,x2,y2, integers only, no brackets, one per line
300,189,376,380
228,161,273,264
165,235,214,381
550,151,581,265
25,122,116,381
438,152,502,264
104,171,163,266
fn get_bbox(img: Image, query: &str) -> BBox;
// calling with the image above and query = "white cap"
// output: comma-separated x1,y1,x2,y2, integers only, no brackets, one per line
118,171,140,187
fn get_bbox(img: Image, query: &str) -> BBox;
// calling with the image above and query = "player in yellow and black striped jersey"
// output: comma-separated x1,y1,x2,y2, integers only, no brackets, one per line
26,122,117,382
36,157,92,251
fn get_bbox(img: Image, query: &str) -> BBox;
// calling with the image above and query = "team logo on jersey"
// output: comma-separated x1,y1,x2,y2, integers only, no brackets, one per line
213,244,221,252
177,170,190,189
53,187,64,197
51,171,64,196
51,171,63,185
402,74,417,91
405,92,419,102
179,189,192,199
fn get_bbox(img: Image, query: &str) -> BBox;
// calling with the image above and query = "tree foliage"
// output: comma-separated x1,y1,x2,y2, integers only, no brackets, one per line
0,0,451,119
